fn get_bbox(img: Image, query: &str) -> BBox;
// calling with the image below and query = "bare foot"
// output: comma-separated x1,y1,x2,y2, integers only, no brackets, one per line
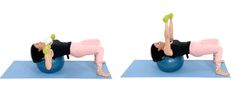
97,70,111,77
216,68,230,77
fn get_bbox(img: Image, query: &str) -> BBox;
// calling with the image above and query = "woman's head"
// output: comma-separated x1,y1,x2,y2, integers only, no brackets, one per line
150,42,165,62
33,42,46,51
30,42,46,63
154,41,165,51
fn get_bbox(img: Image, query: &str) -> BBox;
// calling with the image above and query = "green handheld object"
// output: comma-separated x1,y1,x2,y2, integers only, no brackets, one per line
43,48,49,55
168,13,173,19
43,43,51,55
43,34,55,55
163,13,174,23
50,34,56,40
163,15,169,23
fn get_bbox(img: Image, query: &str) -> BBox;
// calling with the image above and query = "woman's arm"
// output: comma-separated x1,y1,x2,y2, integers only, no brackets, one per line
44,49,54,70
169,18,173,41
163,22,173,56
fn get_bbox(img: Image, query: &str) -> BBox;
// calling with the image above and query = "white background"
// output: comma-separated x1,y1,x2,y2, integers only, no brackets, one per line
0,0,234,85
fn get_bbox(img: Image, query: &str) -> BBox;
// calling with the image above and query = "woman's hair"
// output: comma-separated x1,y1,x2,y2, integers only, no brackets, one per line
31,44,44,63
151,44,164,62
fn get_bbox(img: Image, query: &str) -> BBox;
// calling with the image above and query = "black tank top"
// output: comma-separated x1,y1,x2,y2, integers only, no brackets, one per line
151,40,190,62
170,40,190,58
51,40,71,59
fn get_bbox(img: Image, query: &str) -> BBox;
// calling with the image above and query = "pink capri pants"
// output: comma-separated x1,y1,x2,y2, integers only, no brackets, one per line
190,39,223,70
70,39,104,65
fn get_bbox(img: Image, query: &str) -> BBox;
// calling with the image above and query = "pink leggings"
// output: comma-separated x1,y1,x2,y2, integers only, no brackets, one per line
189,39,223,70
70,39,104,65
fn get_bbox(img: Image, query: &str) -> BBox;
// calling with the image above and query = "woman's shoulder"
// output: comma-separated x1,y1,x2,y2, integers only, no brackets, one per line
173,39,180,41
53,39,60,42
171,39,180,43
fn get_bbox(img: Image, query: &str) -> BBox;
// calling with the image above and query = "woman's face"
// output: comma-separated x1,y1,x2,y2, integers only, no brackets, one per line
34,42,46,51
154,41,165,51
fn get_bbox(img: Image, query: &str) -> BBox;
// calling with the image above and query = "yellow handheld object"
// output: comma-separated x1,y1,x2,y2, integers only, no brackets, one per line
50,34,56,40
43,34,55,55
163,13,173,23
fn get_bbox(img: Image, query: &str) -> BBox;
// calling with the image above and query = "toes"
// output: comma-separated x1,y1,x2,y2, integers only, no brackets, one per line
98,72,111,77
97,70,111,77
216,70,230,77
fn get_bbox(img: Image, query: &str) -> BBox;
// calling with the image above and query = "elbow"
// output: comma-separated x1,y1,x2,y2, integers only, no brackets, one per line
166,53,173,56
168,51,173,56
45,61,52,70
46,64,52,70
164,50,173,56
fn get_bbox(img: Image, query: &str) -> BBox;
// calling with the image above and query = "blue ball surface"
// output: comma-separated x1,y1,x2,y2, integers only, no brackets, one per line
36,56,64,73
157,56,184,72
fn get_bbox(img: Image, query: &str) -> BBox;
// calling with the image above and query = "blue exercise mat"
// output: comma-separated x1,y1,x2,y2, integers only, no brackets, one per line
1,61,111,79
122,60,230,78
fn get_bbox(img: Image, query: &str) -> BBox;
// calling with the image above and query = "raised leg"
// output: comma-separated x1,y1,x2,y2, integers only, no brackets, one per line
190,40,229,76
79,39,100,46
201,39,219,46
70,42,111,77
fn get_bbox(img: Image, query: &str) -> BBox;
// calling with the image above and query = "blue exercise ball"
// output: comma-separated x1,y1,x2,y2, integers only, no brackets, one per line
36,56,64,73
157,56,184,72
